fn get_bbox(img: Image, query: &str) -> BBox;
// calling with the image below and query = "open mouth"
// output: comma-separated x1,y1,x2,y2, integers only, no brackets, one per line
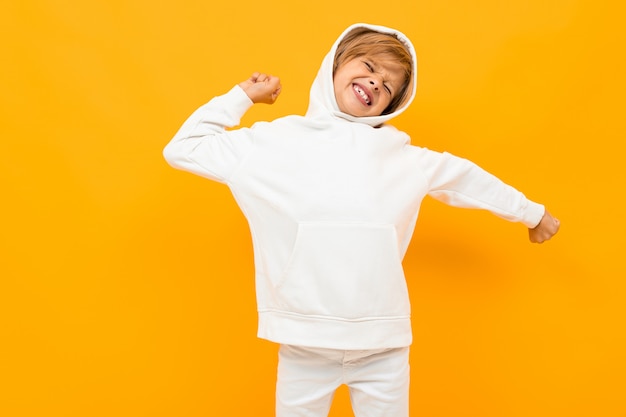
353,84,371,105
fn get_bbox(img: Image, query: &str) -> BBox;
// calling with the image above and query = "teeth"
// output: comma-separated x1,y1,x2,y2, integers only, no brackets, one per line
353,85,370,104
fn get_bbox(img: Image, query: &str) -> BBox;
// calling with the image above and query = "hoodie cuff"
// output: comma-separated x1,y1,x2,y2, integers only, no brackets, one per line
523,201,546,228
225,84,254,117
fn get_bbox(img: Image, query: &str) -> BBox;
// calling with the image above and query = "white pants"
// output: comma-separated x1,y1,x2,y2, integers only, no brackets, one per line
276,344,410,417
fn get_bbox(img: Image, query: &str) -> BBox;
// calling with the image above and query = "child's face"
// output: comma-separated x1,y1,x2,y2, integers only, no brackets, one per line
333,54,405,117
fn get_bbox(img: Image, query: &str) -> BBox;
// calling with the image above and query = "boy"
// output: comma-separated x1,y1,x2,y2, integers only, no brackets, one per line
164,23,559,417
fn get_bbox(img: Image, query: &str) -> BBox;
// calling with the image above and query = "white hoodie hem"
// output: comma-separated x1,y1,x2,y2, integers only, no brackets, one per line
258,310,412,350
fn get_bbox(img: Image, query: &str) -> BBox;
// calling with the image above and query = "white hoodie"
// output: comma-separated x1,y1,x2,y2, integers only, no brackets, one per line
163,23,545,350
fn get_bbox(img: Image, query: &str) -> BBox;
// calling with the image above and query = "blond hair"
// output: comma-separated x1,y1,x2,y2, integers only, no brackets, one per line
333,27,413,115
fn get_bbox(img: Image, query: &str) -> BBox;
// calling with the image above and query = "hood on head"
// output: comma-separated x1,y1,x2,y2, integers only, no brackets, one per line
305,23,418,127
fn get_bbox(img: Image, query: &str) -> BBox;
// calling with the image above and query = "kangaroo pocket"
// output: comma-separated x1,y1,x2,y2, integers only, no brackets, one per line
276,222,410,320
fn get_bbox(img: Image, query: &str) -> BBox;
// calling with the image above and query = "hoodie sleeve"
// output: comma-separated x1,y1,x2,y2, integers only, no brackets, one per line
418,149,545,228
163,85,255,183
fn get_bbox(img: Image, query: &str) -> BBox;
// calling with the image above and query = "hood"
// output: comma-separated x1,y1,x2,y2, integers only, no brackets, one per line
305,23,418,127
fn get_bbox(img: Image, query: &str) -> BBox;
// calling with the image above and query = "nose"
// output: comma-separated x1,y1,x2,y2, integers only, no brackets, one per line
369,78,380,91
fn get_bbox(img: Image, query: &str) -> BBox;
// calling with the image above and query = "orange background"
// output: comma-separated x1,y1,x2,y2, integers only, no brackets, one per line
1,1,625,416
